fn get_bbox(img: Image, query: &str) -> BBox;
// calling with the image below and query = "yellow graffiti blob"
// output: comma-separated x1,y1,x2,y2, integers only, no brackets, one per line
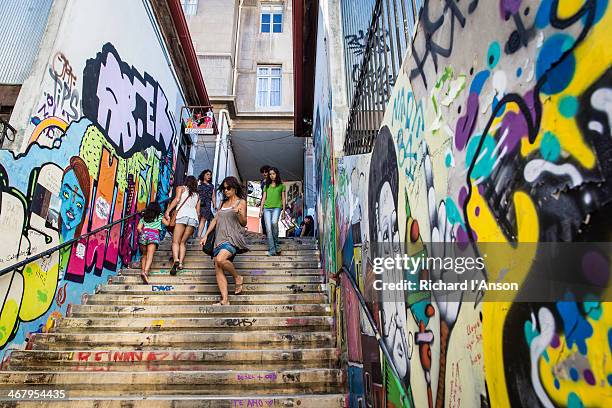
539,305,612,408
467,184,539,408
18,262,59,322
521,2,612,169
557,0,587,19
0,299,20,346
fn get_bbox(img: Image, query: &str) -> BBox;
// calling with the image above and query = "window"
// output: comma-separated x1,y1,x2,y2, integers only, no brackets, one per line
261,5,283,33
256,66,282,107
180,0,198,16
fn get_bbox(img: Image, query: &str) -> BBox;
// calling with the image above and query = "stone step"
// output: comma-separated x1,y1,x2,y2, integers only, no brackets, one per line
120,268,323,276
52,316,334,333
97,283,326,295
85,293,328,306
155,248,319,256
5,348,341,371
69,304,331,318
110,275,324,285
152,254,319,262
0,368,344,395
156,243,319,251
2,235,342,402
30,331,335,350
149,261,321,269
10,394,347,407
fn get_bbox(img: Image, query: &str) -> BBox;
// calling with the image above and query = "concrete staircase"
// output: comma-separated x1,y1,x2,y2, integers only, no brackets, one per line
0,236,346,407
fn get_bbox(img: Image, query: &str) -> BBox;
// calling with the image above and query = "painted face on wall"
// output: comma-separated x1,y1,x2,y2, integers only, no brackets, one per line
376,182,400,254
383,301,410,378
376,181,410,378
59,169,86,238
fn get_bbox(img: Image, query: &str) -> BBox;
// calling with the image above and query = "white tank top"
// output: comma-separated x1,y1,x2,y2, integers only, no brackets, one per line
175,187,199,220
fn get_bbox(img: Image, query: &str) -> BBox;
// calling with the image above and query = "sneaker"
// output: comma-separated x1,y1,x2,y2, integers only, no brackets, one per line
275,250,282,255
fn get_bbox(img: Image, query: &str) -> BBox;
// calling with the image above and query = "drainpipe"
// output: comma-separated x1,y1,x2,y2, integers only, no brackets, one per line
214,109,230,187
232,0,244,97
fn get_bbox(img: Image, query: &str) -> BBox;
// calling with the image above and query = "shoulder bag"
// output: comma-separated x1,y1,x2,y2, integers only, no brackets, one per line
166,192,189,234
202,224,216,256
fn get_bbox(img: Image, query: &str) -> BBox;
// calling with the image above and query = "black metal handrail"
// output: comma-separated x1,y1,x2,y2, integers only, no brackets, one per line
343,0,422,155
337,265,411,403
0,198,171,276
0,117,16,149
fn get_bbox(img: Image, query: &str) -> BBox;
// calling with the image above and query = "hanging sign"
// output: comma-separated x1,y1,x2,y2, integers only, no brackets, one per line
184,110,214,134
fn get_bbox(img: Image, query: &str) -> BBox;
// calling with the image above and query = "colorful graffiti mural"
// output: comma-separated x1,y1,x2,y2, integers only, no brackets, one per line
314,0,612,407
0,42,178,359
285,181,304,226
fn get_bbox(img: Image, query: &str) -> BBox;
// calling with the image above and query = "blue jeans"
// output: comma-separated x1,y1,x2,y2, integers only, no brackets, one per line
263,207,281,254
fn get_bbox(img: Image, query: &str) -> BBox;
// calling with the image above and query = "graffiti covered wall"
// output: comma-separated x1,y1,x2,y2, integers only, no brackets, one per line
315,1,612,407
0,0,184,361
313,3,337,277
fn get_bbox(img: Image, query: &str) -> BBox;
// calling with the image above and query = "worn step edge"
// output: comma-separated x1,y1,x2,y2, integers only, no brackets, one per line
150,254,319,260
6,348,341,366
120,268,323,276
148,263,321,270
97,283,326,295
110,276,324,284
156,244,319,250
0,368,344,385
120,269,323,276
30,331,335,348
69,304,332,318
52,316,334,332
5,393,346,407
84,293,328,305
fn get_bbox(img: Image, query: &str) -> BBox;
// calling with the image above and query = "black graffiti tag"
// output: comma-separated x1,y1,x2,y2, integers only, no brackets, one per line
410,0,479,89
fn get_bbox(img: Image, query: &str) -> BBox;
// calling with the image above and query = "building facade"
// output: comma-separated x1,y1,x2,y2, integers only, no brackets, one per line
182,0,303,185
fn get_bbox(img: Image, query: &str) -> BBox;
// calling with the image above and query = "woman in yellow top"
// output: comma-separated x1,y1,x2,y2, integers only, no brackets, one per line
259,167,287,256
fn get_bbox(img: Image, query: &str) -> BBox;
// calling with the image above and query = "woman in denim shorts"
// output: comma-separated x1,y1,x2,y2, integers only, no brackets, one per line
164,176,200,274
200,176,249,305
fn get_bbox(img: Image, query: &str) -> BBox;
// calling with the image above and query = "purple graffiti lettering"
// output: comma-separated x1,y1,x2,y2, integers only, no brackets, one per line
82,43,175,158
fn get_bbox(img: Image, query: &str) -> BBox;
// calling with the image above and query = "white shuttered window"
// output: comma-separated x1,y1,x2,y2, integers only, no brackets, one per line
256,66,282,107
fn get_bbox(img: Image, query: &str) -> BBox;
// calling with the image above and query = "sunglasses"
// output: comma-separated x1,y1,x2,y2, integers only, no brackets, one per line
223,186,233,191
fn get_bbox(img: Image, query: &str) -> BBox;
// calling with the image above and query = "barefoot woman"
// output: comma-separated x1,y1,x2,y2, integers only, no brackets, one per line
200,176,248,305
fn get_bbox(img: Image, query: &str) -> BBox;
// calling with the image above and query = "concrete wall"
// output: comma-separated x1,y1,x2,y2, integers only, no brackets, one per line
0,0,185,360
184,0,238,97
315,1,612,407
235,0,294,113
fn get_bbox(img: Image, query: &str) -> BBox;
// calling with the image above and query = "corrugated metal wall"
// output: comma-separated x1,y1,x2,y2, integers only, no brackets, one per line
0,0,53,84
